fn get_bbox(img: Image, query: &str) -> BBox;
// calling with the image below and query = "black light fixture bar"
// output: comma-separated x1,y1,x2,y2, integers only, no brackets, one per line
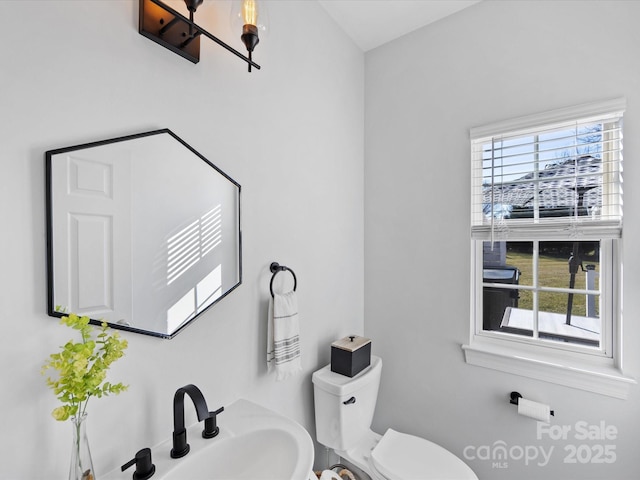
139,0,261,70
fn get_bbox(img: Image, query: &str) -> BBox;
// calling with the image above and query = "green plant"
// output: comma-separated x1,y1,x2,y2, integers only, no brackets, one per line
42,313,128,421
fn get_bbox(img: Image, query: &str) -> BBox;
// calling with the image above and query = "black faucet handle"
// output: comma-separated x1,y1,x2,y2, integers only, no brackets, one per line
121,447,156,480
212,406,224,416
203,406,224,439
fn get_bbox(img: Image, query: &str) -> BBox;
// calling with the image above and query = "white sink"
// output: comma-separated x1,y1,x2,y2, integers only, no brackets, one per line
103,399,314,480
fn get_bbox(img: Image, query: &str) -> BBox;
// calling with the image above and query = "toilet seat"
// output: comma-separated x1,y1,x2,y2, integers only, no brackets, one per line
370,428,477,480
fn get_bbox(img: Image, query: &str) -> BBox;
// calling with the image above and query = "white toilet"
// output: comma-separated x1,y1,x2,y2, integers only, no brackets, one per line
312,356,478,480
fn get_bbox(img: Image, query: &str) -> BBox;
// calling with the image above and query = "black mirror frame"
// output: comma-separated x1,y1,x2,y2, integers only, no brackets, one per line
45,128,242,338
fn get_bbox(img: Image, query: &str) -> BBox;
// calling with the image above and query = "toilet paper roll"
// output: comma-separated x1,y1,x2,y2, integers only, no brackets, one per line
518,398,551,423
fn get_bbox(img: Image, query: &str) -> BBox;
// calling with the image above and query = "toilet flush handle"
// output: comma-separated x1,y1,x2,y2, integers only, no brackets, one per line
343,397,356,405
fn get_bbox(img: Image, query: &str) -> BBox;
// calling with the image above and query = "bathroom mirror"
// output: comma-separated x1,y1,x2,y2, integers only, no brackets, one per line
45,129,241,338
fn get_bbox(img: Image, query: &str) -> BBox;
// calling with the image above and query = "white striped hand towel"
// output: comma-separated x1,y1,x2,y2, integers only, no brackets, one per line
267,291,302,380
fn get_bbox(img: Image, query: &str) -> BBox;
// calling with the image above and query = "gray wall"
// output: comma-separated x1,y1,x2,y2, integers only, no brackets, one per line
365,1,640,479
0,1,363,477
4,1,640,479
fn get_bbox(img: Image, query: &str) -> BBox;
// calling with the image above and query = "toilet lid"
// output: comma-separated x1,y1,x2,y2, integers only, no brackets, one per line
370,429,477,480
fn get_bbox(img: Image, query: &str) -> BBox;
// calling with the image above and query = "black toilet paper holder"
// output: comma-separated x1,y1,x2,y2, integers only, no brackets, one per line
510,391,554,416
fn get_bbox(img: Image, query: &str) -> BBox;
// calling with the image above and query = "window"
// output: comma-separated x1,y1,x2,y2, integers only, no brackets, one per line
481,240,609,351
463,99,635,398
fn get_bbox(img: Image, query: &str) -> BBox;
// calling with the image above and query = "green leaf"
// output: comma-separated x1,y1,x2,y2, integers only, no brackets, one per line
42,313,128,421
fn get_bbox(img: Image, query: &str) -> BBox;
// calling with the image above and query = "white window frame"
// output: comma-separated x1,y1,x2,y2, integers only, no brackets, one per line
462,99,635,399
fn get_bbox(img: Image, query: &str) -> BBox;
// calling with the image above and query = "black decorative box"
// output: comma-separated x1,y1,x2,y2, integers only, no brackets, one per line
331,335,371,377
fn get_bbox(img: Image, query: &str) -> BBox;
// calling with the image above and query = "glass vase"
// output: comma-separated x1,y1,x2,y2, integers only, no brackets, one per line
69,414,95,480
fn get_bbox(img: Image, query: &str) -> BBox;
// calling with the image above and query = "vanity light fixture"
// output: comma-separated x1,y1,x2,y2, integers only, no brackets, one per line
230,0,267,72
139,0,262,71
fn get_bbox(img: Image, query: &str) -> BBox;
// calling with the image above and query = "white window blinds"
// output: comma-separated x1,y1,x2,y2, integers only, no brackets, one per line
471,99,624,241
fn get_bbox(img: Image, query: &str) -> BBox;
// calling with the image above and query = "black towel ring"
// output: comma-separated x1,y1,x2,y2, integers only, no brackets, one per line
270,262,297,298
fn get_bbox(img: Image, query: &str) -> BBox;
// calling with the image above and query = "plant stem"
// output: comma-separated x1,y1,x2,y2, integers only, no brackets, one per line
73,415,84,477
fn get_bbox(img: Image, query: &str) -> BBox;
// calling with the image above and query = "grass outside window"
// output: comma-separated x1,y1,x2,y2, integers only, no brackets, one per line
505,242,600,317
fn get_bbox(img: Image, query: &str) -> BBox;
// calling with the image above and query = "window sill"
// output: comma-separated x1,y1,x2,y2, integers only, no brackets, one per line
462,340,635,399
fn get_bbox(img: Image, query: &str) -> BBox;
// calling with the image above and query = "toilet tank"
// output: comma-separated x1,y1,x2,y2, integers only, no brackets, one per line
312,355,382,451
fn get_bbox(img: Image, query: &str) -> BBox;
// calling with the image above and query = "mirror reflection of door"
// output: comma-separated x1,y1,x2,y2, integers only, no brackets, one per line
51,148,132,323
46,129,242,338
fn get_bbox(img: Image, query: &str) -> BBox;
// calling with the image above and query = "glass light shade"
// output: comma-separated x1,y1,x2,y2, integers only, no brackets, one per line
231,0,268,37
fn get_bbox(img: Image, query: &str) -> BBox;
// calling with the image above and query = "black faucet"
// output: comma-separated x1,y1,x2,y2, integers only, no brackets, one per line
170,384,224,458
